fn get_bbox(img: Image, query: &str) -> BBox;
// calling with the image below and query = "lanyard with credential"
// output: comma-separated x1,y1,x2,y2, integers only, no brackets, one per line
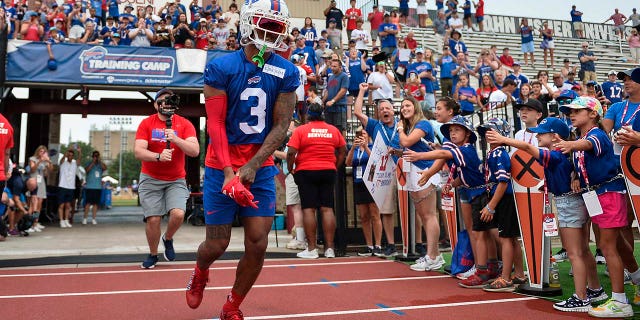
574,126,598,189
379,120,397,146
620,100,640,126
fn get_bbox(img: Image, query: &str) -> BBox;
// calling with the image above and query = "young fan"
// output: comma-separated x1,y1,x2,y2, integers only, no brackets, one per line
555,97,632,318
513,99,543,148
486,117,607,312
476,119,525,293
404,116,500,288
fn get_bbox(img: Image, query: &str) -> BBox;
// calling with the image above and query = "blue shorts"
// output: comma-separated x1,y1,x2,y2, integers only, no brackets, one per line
203,166,278,225
58,187,75,203
521,41,535,53
476,16,484,22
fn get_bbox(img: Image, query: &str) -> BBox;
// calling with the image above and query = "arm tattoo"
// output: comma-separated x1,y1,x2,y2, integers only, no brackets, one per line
248,91,296,167
206,224,232,239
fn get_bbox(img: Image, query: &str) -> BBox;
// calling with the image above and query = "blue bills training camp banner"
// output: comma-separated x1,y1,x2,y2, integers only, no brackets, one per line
6,41,231,88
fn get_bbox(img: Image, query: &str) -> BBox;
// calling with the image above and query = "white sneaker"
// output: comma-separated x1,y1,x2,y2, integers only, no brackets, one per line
82,219,87,225
324,248,335,258
425,254,445,271
588,298,633,318
66,220,73,228
92,219,97,225
286,239,306,250
26,227,37,233
60,221,67,228
34,223,45,231
456,265,477,280
297,248,319,259
410,256,428,271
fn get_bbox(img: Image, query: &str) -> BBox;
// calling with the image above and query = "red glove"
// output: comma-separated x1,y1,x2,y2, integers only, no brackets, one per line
221,176,259,209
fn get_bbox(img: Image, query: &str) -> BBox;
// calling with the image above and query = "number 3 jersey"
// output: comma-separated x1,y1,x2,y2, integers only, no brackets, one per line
204,49,300,170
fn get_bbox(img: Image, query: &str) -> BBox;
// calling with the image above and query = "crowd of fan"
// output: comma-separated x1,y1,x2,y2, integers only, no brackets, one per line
0,0,241,49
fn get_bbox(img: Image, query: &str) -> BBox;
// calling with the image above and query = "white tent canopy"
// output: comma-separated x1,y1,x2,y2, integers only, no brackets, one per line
101,176,119,184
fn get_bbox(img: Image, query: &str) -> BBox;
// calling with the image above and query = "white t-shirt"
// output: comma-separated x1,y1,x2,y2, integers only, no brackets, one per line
514,129,539,147
350,29,370,50
295,65,307,102
367,71,394,100
223,11,240,33
552,82,573,93
58,159,77,190
488,90,508,108
448,17,463,31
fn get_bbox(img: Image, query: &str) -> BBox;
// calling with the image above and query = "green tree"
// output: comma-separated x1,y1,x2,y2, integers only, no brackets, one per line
108,151,141,186
60,141,95,166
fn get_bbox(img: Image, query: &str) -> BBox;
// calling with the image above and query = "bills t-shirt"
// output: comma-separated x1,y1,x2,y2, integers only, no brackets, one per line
538,149,573,196
135,114,196,181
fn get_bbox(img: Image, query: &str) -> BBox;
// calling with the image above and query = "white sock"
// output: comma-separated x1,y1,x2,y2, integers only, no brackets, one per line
630,268,640,285
296,227,305,242
612,292,628,304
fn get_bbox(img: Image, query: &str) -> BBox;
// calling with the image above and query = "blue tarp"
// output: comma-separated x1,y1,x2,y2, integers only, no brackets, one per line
6,41,232,89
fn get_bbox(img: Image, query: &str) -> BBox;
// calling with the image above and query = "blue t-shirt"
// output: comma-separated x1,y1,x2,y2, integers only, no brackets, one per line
520,26,533,44
406,120,435,170
101,25,118,45
4,6,16,38
436,0,445,10
399,0,409,10
378,23,397,48
366,58,376,73
605,101,640,131
348,58,366,91
351,145,372,183
634,111,640,131
463,0,472,15
85,162,104,190
506,73,529,99
204,50,300,146
578,51,595,72
326,71,349,111
91,0,103,17
365,118,401,162
486,147,513,195
477,63,494,86
448,39,467,57
457,86,477,113
573,128,625,194
538,149,573,196
291,46,318,75
300,27,318,48
443,142,485,200
408,61,434,93
601,81,624,105
570,9,582,22
439,55,456,79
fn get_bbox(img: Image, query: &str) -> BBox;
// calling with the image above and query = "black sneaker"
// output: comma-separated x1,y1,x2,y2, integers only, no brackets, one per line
415,243,427,256
587,287,609,303
162,234,176,261
358,247,374,257
438,240,452,252
595,249,606,264
378,244,398,258
553,294,591,313
372,246,383,256
141,254,159,269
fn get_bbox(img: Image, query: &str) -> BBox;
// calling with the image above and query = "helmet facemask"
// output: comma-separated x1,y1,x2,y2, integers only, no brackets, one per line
240,7,290,51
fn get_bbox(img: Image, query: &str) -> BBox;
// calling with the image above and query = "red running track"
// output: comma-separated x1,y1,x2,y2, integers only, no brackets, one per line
0,257,588,320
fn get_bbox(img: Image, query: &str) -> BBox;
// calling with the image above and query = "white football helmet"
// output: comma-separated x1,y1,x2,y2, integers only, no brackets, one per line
240,0,291,51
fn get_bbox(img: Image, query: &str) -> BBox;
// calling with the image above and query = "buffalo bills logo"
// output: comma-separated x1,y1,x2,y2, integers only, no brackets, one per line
248,76,261,84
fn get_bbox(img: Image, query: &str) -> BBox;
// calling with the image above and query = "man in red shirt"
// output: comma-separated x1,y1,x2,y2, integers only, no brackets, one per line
473,0,484,32
0,113,14,189
286,103,347,259
344,0,361,42
604,8,627,37
499,47,514,68
134,88,199,269
367,4,384,47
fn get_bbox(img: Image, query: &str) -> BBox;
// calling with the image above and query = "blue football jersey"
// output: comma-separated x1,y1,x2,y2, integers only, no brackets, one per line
204,49,300,146
443,142,485,200
486,147,513,195
573,128,625,194
538,149,573,196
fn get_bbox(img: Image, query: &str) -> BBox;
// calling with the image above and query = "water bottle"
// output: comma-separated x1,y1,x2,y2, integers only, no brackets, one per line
549,258,560,288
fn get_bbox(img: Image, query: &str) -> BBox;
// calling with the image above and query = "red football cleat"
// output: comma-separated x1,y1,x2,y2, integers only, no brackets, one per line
186,267,209,309
220,309,244,320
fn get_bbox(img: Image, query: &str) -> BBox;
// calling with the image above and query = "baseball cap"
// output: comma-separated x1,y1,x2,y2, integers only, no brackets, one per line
349,39,356,44
290,54,302,63
317,37,326,42
199,18,206,23
633,68,640,83
514,99,543,113
586,80,597,86
559,96,603,117
125,4,133,9
296,34,305,40
512,61,521,66
329,18,336,23
415,47,425,54
557,89,580,101
51,3,58,7
608,70,617,76
618,68,639,81
476,118,511,138
155,88,174,101
49,26,58,32
527,117,571,139
563,58,570,63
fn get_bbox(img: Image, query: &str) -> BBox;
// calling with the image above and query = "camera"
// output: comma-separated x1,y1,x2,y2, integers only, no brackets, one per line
159,94,180,116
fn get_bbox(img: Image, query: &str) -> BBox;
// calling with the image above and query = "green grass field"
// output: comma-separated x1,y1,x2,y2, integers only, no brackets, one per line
401,244,640,318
